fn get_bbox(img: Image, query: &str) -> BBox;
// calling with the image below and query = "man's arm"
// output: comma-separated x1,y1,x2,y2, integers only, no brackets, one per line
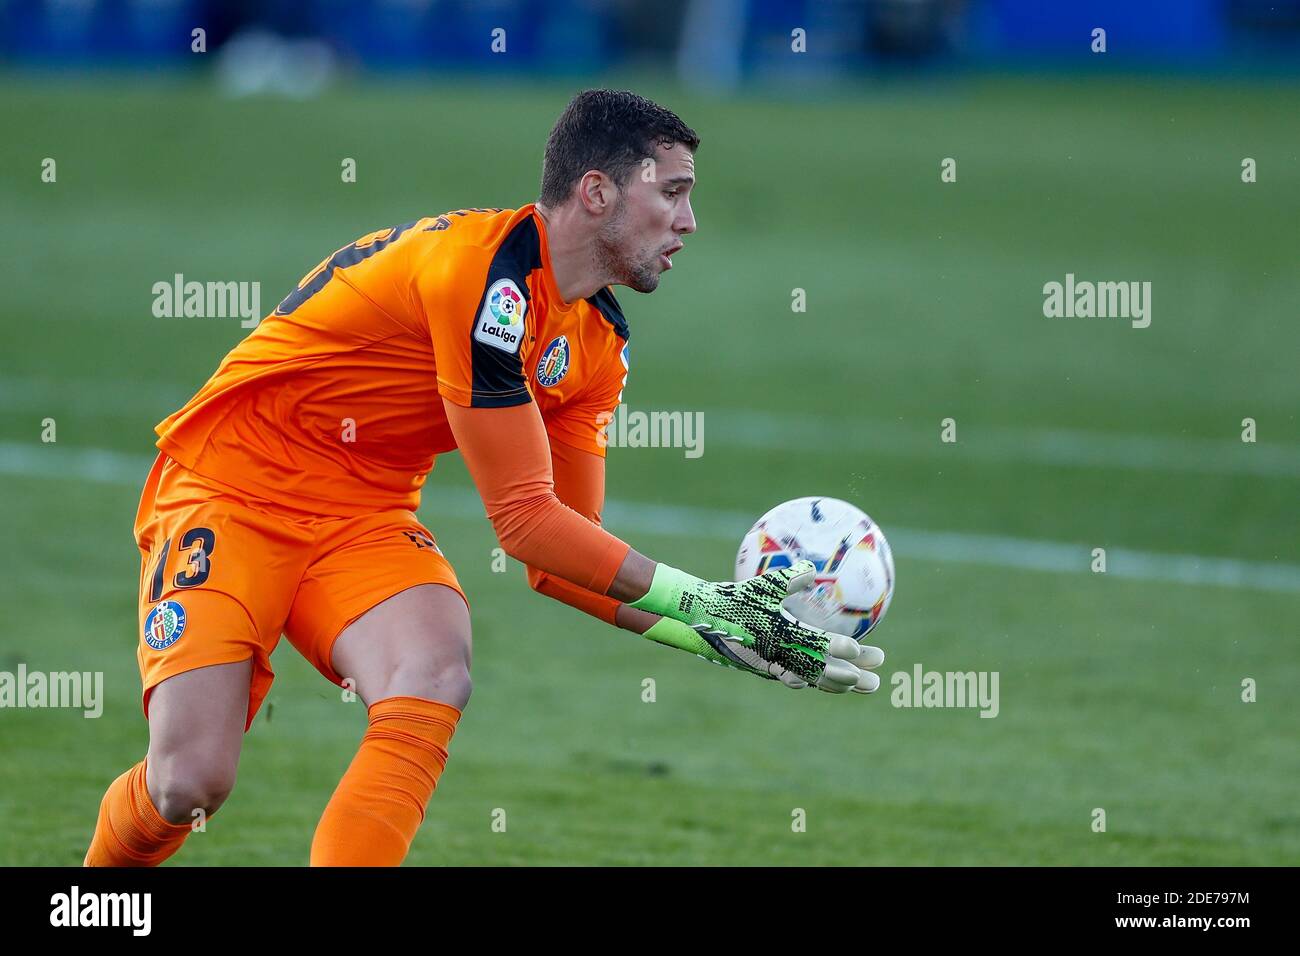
418,236,876,693
518,438,753,659
443,399,652,597
445,399,879,692
521,434,660,633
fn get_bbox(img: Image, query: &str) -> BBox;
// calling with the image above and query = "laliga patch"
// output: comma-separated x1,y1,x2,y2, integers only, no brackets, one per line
144,600,187,651
536,335,570,387
475,278,526,354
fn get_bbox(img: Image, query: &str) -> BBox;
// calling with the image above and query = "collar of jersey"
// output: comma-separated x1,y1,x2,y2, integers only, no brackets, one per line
528,204,580,316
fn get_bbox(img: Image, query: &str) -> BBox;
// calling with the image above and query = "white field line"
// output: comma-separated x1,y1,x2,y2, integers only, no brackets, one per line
703,409,1300,479
2,441,1298,595
3,373,1297,477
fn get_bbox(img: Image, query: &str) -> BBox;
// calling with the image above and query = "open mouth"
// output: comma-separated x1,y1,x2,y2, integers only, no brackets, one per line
660,244,683,270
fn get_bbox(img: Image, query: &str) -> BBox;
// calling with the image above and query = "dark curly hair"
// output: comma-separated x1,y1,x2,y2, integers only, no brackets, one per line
539,90,700,207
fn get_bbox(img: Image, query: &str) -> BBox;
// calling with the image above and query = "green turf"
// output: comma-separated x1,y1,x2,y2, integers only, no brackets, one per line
1,73,1296,865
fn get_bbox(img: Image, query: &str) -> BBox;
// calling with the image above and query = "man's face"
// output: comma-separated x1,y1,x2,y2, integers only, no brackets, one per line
595,143,696,293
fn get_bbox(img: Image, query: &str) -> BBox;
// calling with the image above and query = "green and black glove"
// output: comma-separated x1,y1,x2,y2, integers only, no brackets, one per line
633,560,884,694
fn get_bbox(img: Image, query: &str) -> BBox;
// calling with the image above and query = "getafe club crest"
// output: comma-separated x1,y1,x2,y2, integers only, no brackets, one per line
143,600,187,651
536,335,570,387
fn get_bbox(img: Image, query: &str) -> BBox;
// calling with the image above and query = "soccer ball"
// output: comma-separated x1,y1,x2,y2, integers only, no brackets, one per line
735,497,895,641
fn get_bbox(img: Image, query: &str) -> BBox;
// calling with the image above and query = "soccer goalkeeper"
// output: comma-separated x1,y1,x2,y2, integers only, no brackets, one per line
84,89,884,868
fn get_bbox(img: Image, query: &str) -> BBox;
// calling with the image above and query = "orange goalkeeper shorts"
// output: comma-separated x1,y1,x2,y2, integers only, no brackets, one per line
133,453,466,731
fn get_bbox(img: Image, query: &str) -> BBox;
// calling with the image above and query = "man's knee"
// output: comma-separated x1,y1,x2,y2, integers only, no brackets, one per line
148,756,237,825
378,657,472,711
330,584,474,711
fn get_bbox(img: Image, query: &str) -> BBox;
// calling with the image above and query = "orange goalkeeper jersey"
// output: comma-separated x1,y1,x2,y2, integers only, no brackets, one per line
155,205,630,516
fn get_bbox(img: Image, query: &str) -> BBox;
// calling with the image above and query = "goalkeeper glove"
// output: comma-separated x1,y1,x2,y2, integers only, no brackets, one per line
632,561,884,694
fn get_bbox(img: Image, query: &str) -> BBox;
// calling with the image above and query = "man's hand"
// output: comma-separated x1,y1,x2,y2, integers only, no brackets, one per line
632,561,885,693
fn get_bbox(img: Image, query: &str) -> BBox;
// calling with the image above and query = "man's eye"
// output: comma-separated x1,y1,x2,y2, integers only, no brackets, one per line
664,189,679,197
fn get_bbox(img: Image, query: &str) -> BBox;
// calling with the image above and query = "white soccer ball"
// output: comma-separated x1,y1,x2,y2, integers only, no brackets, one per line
735,497,895,640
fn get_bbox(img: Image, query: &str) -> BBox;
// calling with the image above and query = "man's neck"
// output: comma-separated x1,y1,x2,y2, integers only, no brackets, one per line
534,202,612,304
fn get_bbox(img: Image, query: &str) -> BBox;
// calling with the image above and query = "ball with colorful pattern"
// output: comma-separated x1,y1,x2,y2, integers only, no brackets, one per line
735,497,895,641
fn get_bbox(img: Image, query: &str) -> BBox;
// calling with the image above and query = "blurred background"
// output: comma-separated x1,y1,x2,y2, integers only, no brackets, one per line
1,1,1297,866
4,0,1300,86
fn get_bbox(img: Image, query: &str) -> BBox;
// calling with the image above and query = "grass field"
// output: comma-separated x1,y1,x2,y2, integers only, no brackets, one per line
1,72,1297,865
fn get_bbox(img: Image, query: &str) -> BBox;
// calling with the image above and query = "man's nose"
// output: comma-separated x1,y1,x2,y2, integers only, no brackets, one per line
676,199,697,235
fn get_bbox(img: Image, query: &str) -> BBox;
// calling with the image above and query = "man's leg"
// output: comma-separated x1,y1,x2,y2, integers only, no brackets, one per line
84,659,250,866
308,583,470,866
94,451,309,866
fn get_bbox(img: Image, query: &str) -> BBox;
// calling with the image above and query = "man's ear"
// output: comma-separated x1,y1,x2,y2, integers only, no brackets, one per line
578,170,615,216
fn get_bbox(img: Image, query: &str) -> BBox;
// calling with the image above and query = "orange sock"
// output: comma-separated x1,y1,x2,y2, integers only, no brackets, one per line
310,696,460,866
83,759,193,867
